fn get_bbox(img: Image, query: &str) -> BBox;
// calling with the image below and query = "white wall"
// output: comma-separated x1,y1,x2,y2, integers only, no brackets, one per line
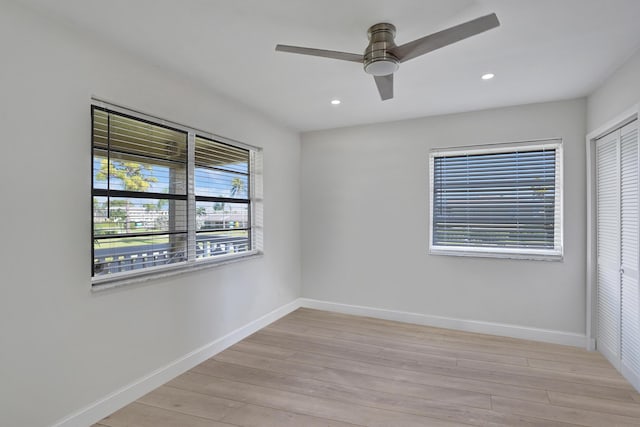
588,47,640,131
0,3,300,427
302,99,587,335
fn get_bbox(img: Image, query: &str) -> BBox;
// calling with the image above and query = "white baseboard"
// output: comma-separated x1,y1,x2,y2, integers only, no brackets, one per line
298,298,589,348
50,299,301,427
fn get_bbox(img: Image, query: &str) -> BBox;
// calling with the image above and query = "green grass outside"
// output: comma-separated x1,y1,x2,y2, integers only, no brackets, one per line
94,235,170,248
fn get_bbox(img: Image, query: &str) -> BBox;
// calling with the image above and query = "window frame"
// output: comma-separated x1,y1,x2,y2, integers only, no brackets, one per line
428,139,563,261
91,100,262,289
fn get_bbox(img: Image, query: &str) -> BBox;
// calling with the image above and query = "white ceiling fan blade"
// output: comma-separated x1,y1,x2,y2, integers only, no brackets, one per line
275,45,364,63
390,13,500,63
374,74,393,100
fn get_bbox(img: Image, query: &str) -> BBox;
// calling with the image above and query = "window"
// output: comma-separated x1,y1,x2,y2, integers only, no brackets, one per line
429,140,562,260
91,104,261,285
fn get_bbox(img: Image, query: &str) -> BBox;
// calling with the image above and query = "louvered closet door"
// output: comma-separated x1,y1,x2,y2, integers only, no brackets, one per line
596,130,621,366
620,120,640,383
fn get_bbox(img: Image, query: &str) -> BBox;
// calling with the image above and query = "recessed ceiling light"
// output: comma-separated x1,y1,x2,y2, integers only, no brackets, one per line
481,73,495,80
331,99,341,105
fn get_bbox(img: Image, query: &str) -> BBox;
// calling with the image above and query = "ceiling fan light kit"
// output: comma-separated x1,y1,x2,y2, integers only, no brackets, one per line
363,23,400,76
276,13,500,101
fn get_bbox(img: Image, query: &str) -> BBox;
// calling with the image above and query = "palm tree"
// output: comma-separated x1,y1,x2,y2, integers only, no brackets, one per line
230,177,245,198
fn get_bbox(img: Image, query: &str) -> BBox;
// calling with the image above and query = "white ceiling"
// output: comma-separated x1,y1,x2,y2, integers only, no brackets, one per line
18,0,640,131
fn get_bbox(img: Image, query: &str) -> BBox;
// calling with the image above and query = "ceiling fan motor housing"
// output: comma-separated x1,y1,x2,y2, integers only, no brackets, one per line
364,23,399,76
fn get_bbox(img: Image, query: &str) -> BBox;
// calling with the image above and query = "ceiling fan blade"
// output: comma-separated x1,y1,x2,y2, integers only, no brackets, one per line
390,13,500,63
275,45,364,63
374,74,394,100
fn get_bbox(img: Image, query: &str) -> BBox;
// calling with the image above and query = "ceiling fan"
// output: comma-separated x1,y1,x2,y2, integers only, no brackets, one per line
275,13,500,101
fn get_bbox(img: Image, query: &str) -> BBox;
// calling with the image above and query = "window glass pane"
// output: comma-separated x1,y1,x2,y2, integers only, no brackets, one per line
93,196,187,236
92,150,187,194
93,233,187,276
196,230,249,259
194,168,248,198
195,202,248,231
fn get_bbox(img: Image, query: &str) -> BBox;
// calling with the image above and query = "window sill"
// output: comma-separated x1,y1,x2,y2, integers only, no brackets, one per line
429,247,563,262
91,250,263,292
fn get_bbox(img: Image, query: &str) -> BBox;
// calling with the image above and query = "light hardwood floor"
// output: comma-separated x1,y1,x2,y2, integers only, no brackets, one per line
94,308,640,426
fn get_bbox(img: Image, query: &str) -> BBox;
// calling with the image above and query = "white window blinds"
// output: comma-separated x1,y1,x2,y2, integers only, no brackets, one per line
429,141,563,259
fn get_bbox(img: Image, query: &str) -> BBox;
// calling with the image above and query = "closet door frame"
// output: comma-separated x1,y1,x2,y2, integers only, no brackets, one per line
586,104,639,391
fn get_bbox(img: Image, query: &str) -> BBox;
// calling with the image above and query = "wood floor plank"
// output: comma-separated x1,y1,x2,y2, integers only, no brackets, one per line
250,340,634,403
290,308,565,352
195,358,574,427
98,402,237,427
137,385,244,421
255,327,459,369
457,358,634,390
282,350,550,403
267,319,341,339
227,340,296,359
279,314,598,368
377,341,529,367
169,371,466,427
285,310,606,365
548,391,640,418
200,356,492,410
258,326,385,356
266,321,461,367
213,346,549,403
271,315,428,341
289,308,593,356
527,356,622,376
221,403,361,427
285,309,432,334
492,395,640,427
243,330,400,369
291,309,593,358
95,308,640,426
